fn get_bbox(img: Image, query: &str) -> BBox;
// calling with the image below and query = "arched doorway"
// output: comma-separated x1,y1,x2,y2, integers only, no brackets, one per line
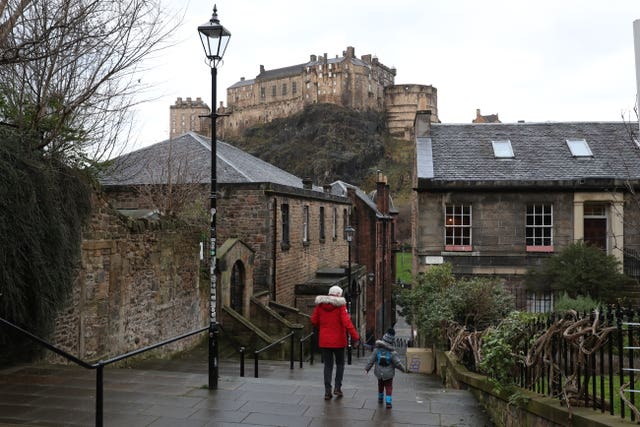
230,260,245,313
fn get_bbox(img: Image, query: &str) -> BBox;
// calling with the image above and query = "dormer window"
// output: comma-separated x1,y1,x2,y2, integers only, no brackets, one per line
566,139,593,157
491,140,514,158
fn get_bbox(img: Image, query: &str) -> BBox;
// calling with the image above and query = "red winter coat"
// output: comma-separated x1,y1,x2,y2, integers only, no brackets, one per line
310,295,359,348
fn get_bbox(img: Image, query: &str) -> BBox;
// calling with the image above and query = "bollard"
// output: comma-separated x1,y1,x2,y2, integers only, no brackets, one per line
290,332,294,370
240,347,245,377
347,344,352,365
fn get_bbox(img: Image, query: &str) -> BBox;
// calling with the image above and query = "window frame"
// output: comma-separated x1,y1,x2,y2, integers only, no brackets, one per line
302,205,310,244
491,140,514,158
525,204,554,252
281,203,290,250
566,138,593,157
319,206,326,243
444,204,472,251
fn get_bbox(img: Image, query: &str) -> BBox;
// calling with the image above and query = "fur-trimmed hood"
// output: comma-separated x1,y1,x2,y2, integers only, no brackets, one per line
375,340,395,351
314,295,346,307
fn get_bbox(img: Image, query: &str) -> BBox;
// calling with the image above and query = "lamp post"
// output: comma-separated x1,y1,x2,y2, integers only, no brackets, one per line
198,4,230,391
345,225,355,364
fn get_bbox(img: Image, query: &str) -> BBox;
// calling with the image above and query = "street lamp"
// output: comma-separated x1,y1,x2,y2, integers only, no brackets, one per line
198,3,230,391
345,225,355,363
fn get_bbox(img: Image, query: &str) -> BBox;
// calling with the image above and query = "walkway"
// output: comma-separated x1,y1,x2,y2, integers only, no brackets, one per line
0,313,493,426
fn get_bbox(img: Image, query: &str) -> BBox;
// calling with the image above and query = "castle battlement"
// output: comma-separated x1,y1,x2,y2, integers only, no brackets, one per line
177,46,439,141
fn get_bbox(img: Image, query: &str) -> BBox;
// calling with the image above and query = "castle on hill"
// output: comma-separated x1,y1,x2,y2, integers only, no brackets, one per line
218,46,440,141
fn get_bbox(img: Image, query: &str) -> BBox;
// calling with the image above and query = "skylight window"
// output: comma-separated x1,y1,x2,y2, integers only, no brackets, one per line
491,140,514,158
566,139,593,157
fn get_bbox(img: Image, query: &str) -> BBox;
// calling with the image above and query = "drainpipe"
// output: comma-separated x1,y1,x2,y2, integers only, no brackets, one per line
634,20,640,134
272,197,277,301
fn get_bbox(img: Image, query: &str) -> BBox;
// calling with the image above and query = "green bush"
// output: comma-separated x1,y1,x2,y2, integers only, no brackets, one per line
552,292,601,314
479,311,538,387
526,242,633,302
397,264,515,347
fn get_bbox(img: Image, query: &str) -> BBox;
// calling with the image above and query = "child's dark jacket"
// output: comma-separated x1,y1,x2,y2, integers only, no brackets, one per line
364,340,407,381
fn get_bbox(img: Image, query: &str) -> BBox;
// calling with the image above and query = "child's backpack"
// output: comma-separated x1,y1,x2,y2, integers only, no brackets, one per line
376,349,391,367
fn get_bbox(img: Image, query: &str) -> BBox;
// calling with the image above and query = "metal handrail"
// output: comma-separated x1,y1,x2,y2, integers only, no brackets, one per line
254,330,295,378
0,317,208,427
217,323,247,377
299,330,315,368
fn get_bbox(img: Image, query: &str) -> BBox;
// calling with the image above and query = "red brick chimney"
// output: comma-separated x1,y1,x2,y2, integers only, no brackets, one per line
375,170,389,214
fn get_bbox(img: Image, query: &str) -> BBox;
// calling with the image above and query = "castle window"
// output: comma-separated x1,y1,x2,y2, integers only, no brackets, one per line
271,85,276,97
292,82,297,95
260,87,265,99
282,83,287,96
332,207,337,240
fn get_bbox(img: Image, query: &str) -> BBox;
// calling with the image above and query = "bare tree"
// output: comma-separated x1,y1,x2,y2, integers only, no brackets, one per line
0,0,179,163
134,140,209,227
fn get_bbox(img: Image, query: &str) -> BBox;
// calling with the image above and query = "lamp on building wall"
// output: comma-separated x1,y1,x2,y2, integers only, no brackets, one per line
198,3,230,391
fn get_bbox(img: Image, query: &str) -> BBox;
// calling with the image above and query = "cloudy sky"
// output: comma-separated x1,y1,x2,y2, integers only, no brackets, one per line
128,0,640,152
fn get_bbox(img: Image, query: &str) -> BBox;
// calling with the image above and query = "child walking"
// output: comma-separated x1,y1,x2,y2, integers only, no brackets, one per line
364,328,407,409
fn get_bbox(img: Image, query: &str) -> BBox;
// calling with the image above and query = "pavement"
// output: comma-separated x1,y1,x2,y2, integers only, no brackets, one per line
0,317,494,426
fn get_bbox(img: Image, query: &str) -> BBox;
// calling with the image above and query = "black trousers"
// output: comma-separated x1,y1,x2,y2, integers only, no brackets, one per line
321,347,345,393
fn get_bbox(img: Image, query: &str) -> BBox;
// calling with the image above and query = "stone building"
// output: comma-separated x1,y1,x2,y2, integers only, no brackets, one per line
217,46,438,141
169,97,211,139
332,171,399,342
472,108,501,124
101,132,356,320
412,110,640,311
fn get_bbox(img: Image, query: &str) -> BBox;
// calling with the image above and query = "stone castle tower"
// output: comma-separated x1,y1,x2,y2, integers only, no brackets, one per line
218,46,439,141
169,97,211,140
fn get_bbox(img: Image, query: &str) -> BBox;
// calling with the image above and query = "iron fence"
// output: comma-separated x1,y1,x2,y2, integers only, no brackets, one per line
461,307,640,421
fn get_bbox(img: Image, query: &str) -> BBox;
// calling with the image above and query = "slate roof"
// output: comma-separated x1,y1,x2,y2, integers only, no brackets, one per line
331,180,393,219
417,122,640,188
256,63,306,81
100,132,322,191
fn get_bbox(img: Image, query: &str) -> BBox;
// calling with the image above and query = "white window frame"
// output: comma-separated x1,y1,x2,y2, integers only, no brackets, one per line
525,204,554,252
566,138,593,157
491,140,514,158
444,204,472,251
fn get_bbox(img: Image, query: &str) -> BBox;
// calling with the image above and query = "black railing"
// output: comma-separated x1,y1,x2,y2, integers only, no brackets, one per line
253,330,295,378
217,323,248,377
460,307,640,421
0,317,207,427
624,248,640,279
299,330,315,368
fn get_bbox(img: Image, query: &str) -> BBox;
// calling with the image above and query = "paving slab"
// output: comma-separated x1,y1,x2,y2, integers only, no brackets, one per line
0,344,493,427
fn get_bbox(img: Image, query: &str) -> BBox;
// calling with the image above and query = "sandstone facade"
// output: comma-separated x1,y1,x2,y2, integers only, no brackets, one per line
216,46,438,141
170,97,212,140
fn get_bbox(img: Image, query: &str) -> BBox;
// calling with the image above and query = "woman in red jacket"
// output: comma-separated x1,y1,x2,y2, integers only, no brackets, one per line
311,285,359,400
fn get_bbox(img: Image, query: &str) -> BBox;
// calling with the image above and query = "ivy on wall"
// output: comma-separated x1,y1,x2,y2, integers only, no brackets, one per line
0,130,92,362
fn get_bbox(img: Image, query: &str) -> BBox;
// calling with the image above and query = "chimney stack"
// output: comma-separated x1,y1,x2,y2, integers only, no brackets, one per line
302,177,313,190
414,110,432,138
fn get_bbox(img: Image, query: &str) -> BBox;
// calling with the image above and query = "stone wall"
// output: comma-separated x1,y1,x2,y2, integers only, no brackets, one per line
440,351,627,427
49,192,206,362
414,191,575,279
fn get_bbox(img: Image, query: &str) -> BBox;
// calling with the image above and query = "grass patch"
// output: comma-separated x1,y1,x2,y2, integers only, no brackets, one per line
396,252,412,283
